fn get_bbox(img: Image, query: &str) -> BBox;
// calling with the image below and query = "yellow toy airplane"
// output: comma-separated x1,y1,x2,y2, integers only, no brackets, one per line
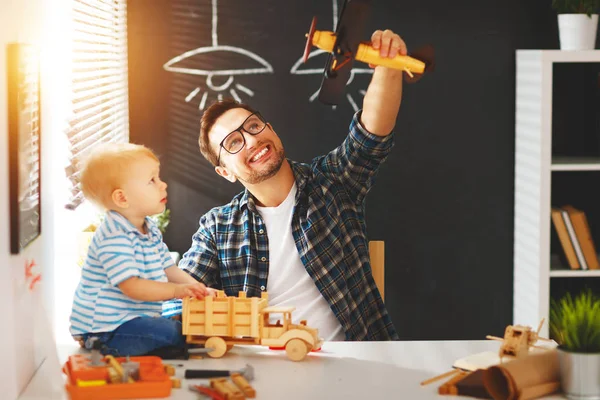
302,0,434,105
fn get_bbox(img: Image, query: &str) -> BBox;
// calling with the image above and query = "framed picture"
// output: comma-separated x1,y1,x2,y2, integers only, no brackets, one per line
7,43,41,254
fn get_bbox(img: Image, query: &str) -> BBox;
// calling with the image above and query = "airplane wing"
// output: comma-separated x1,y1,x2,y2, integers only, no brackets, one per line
317,0,373,106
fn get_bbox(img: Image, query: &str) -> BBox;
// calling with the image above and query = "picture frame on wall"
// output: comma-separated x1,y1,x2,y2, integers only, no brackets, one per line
7,43,41,254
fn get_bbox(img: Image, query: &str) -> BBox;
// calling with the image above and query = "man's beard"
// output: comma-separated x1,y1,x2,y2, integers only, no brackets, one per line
238,147,285,185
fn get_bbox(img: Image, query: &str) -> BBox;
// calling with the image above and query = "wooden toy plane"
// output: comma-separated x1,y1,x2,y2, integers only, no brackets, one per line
486,318,554,360
421,319,556,389
303,0,435,105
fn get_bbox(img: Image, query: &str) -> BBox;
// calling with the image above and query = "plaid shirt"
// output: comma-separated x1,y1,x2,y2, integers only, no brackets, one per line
173,111,398,340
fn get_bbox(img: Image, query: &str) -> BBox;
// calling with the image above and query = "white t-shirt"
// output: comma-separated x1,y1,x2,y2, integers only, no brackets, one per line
255,183,345,341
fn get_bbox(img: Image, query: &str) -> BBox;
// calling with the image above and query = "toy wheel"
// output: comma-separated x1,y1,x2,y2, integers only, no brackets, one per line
285,339,309,361
205,337,228,358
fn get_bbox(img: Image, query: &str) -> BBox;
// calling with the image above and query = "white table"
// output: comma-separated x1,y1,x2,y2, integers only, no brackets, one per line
18,340,565,400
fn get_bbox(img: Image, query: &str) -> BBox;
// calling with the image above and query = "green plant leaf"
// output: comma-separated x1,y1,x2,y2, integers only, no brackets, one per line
151,208,171,235
552,0,600,14
550,288,600,353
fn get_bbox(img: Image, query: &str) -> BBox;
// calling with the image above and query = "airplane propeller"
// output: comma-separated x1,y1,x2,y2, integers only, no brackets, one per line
303,16,318,65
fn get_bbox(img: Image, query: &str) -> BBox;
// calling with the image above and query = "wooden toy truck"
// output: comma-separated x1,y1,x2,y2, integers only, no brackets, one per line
182,291,324,361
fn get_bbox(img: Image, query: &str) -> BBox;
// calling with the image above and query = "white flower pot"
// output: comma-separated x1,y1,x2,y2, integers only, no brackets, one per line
557,348,600,399
558,14,599,50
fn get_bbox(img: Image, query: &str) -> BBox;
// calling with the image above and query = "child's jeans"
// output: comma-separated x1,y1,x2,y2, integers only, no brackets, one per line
83,316,185,357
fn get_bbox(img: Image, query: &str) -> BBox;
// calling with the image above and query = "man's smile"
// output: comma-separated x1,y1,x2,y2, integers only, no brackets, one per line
248,144,272,164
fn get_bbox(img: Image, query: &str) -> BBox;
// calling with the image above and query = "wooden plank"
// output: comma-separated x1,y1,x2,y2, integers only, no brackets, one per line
369,240,385,302
232,314,251,325
205,295,213,335
182,297,191,335
251,297,259,338
233,327,252,337
211,327,229,336
187,299,205,312
258,298,268,310
228,296,234,337
235,302,251,313
206,314,230,324
211,302,230,312
187,313,205,324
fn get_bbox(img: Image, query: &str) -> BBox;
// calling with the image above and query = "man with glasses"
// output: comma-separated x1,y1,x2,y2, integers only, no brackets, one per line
167,29,404,341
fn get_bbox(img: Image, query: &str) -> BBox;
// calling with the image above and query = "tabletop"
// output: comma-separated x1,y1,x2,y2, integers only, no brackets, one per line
18,340,565,400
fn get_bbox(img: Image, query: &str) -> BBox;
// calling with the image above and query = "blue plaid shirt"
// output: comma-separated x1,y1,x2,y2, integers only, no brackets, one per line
166,111,399,340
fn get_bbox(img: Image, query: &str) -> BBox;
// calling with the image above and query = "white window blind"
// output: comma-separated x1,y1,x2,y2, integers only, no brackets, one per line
65,0,129,209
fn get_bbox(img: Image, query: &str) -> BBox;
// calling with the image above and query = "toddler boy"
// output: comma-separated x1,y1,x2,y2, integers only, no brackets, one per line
69,142,213,357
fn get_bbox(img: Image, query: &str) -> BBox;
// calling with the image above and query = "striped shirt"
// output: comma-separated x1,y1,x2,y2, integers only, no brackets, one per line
163,111,399,341
70,211,174,335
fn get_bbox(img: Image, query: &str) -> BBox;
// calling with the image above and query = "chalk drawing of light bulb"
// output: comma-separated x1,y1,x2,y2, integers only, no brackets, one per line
163,0,273,110
289,0,373,112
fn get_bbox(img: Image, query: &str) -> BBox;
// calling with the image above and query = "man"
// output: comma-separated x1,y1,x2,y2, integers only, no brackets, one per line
170,29,404,341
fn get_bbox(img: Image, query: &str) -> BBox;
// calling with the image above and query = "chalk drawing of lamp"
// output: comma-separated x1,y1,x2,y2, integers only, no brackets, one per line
163,0,273,110
289,0,372,112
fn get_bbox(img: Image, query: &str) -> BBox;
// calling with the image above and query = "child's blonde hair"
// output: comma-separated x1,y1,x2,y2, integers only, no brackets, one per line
80,142,159,209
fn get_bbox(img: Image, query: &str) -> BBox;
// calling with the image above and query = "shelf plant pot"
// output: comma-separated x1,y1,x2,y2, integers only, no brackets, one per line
558,14,599,50
557,348,600,399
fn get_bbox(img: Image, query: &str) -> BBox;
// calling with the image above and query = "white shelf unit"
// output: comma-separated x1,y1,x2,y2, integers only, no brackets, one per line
513,50,600,338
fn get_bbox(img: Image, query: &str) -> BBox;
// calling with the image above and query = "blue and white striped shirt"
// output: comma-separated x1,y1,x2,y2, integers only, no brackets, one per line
69,211,175,335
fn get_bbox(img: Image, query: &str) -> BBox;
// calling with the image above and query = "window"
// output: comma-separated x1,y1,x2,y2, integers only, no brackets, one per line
64,0,129,209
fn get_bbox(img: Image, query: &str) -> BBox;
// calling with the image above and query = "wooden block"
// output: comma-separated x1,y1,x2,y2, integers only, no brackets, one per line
107,367,120,384
164,364,176,376
210,377,245,400
231,372,256,398
438,370,469,395
171,378,181,388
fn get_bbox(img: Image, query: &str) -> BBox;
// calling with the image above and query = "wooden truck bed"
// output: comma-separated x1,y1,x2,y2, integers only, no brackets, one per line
182,291,268,338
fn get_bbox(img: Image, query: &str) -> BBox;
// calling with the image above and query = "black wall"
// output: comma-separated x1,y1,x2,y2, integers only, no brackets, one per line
128,0,600,340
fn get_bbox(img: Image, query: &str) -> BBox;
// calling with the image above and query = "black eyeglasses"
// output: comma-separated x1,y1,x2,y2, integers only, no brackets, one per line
216,112,267,165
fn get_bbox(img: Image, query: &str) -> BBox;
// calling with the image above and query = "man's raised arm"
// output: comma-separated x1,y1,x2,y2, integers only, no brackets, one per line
360,29,406,136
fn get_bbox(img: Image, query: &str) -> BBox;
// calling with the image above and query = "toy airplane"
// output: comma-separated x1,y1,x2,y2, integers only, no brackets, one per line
303,0,435,105
486,318,555,361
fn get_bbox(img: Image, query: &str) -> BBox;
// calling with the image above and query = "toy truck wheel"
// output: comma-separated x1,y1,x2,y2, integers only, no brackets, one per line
205,337,228,358
285,339,309,361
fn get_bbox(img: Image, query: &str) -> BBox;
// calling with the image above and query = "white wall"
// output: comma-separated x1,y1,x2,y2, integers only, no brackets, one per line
0,0,59,397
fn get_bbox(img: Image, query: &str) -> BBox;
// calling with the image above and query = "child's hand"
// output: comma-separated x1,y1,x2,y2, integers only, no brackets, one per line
174,282,210,299
206,287,219,297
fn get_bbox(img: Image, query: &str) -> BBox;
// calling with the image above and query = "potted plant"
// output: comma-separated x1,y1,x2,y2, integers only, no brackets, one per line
550,288,600,399
552,0,600,50
151,208,180,264
151,208,171,234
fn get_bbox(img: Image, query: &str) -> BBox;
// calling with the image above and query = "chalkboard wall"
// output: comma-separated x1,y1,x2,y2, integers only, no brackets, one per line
127,0,598,340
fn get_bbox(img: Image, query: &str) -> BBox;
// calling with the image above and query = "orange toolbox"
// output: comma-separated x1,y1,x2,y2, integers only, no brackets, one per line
63,354,172,399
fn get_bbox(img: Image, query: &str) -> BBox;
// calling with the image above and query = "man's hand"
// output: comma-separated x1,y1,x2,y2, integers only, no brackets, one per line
174,282,211,299
369,29,407,68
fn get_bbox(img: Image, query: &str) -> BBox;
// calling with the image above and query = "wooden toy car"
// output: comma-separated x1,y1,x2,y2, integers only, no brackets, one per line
182,291,323,361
